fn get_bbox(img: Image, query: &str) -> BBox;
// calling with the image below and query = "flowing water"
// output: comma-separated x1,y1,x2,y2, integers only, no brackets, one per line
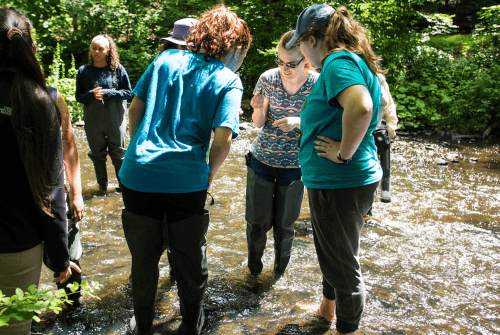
32,122,500,335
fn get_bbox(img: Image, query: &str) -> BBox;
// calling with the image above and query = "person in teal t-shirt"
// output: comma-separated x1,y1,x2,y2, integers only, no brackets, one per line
119,5,251,335
286,4,385,334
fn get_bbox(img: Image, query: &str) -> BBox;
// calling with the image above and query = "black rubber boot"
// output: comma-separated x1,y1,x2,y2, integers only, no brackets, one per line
89,156,108,192
245,168,275,276
176,300,205,335
272,180,304,276
113,160,123,192
122,209,164,335
167,210,210,335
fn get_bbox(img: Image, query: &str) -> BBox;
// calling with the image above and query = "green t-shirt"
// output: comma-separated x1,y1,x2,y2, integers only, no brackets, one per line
298,51,383,189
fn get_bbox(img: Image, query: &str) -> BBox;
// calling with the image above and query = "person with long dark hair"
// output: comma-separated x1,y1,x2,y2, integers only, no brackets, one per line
287,4,384,334
76,34,133,193
119,4,251,334
0,6,80,334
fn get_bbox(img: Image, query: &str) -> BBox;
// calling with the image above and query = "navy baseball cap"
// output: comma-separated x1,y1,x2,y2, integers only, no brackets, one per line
286,4,335,49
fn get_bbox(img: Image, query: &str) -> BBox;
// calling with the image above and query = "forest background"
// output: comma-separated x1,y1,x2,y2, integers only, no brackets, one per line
5,0,500,133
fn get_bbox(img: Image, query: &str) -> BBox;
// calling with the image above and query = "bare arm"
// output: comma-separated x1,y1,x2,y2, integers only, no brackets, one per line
314,84,373,163
208,127,233,188
128,96,147,137
58,92,84,222
251,93,269,128
337,84,373,160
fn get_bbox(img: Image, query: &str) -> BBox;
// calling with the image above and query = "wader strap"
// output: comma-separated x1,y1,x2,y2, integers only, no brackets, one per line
207,192,214,206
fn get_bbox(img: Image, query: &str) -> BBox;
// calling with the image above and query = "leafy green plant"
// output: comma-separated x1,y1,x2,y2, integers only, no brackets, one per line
421,13,458,36
0,281,101,327
476,5,500,35
425,34,472,56
46,43,84,123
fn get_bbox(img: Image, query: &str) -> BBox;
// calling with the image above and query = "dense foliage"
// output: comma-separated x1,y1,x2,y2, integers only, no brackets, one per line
6,0,500,131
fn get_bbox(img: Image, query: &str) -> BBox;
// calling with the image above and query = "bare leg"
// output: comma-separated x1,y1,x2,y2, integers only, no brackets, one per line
317,296,336,322
297,296,336,322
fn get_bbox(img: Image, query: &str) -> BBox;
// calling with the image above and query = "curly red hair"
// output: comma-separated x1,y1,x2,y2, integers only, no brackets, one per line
187,4,252,59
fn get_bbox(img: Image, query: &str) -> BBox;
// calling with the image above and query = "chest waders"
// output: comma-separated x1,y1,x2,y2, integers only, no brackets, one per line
84,66,126,191
122,209,209,335
245,167,304,277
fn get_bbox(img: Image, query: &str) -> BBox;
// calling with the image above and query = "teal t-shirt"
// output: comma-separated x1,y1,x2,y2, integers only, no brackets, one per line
119,50,242,193
299,51,383,189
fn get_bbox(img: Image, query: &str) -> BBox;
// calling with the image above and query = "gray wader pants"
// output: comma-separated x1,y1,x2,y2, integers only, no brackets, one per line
122,209,209,335
245,168,304,276
84,99,126,190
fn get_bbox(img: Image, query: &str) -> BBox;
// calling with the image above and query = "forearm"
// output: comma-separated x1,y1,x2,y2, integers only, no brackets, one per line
252,108,267,128
128,96,146,137
337,85,374,159
75,90,95,104
251,94,269,128
208,127,233,183
63,144,82,197
75,71,95,104
102,88,134,100
340,106,372,159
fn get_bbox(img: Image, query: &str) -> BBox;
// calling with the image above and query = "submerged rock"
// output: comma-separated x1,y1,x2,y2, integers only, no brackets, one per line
435,158,448,165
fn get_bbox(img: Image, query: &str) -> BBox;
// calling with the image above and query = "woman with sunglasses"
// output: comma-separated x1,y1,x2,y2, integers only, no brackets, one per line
245,30,319,279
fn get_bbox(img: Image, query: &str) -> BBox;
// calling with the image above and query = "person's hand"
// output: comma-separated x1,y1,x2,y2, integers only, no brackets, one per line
93,87,103,100
314,135,342,163
273,117,300,132
52,261,82,284
69,193,84,223
251,93,264,110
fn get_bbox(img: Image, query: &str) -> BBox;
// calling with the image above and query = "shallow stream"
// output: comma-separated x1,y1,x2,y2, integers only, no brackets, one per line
33,122,500,335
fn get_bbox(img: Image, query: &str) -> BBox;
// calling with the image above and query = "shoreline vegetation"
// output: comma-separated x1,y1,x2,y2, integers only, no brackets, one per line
8,0,500,132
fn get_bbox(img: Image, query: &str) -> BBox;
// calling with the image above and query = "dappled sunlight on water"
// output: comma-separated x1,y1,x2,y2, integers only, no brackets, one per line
32,123,500,334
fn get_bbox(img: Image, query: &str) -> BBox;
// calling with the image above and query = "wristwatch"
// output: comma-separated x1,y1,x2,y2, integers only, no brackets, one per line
336,150,352,164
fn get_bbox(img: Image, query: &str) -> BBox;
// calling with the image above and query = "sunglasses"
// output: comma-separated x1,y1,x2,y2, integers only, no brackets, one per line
275,57,305,69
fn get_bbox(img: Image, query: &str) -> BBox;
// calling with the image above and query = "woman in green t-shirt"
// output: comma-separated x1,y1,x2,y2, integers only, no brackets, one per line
286,4,385,335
